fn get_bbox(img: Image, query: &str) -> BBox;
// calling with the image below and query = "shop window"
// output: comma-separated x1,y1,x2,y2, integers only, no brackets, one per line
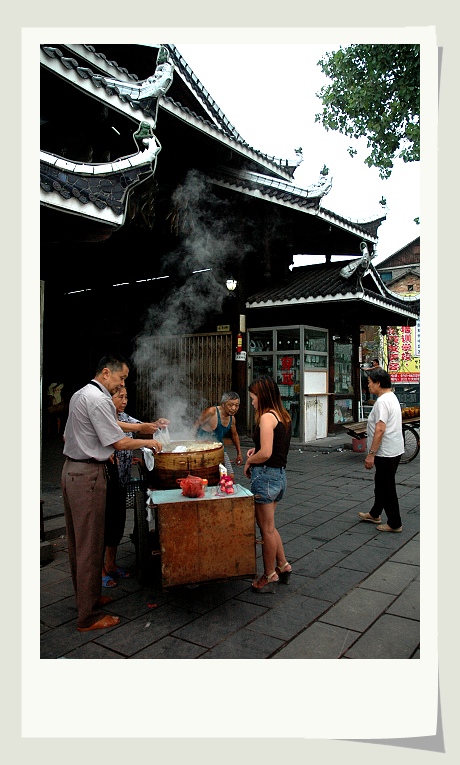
304,328,328,352
252,355,274,379
248,330,273,353
276,354,300,438
304,328,328,369
276,354,299,387
304,353,327,369
334,398,354,424
334,340,354,395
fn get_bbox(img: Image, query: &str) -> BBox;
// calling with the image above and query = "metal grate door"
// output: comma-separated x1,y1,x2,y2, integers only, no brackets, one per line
135,332,232,425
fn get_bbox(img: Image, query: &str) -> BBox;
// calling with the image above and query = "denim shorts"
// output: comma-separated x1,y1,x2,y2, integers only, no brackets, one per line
250,465,287,505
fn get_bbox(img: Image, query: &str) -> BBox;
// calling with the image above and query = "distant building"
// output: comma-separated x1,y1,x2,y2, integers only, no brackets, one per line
378,237,420,295
360,237,420,410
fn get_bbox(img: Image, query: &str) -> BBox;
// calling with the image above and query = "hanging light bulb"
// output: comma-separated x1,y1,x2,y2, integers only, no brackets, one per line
226,278,237,291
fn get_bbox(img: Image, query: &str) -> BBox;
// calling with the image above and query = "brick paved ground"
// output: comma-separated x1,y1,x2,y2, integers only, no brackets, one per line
40,434,420,659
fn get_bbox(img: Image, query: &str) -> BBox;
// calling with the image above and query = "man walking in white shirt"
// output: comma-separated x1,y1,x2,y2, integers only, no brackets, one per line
358,367,404,533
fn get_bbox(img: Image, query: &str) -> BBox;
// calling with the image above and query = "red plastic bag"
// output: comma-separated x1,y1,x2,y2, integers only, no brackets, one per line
177,475,205,498
219,474,234,494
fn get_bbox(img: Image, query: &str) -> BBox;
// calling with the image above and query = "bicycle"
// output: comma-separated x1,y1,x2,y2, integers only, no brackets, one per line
400,421,420,464
344,417,420,464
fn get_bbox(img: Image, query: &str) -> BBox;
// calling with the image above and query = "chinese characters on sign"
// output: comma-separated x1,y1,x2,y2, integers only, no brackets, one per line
280,356,295,385
384,324,420,384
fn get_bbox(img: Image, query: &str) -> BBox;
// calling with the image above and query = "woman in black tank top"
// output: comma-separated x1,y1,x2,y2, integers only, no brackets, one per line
244,376,293,592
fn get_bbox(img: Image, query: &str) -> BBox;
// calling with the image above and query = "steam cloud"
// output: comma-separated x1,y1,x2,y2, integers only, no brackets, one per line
132,170,250,438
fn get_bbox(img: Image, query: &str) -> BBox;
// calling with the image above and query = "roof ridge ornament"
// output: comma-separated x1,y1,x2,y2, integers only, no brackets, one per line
102,45,173,104
340,242,371,280
313,173,332,198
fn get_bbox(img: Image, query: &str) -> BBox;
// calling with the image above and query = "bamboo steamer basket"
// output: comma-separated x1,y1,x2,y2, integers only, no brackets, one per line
152,440,224,489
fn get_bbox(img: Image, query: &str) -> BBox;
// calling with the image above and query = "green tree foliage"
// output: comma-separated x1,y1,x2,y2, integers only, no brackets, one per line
315,44,420,179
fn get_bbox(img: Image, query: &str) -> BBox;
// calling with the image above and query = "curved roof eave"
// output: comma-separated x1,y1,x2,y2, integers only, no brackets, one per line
246,291,420,321
365,263,421,303
211,176,383,243
246,291,364,308
40,192,122,226
39,128,160,224
383,284,421,302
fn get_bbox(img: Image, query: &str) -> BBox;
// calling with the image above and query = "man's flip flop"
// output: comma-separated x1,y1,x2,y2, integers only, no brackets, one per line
102,575,117,588
77,615,120,632
107,567,130,579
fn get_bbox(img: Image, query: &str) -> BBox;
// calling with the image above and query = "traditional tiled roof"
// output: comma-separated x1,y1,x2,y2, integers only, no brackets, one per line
40,44,172,126
165,44,302,179
246,258,420,321
210,166,331,205
41,43,301,182
210,166,385,243
39,42,386,242
316,209,386,241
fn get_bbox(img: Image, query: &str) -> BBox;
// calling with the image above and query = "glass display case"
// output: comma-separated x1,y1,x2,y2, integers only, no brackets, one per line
248,326,329,440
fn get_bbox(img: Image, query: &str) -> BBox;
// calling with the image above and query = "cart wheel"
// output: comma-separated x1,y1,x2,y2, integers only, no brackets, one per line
133,489,155,586
400,425,420,464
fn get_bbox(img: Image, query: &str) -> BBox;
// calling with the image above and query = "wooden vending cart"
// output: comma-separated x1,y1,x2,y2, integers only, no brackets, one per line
133,484,256,589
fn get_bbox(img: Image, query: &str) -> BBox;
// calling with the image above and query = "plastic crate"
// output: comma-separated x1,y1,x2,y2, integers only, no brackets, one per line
126,464,148,508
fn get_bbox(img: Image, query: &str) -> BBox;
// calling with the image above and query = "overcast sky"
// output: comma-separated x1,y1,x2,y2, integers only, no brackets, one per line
175,43,421,264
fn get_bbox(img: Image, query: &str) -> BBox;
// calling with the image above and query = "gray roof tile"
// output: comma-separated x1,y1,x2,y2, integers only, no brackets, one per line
246,261,420,319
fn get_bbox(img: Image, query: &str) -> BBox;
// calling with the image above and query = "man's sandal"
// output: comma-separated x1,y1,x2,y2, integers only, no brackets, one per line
251,571,279,592
377,524,402,533
275,561,292,583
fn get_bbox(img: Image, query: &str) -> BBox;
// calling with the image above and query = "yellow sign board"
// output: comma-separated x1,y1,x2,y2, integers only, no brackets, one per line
383,325,420,383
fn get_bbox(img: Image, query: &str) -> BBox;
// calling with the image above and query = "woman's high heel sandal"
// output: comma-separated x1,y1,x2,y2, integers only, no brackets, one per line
251,571,279,592
275,561,292,583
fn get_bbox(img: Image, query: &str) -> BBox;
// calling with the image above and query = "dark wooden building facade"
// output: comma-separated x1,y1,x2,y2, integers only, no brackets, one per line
40,43,419,441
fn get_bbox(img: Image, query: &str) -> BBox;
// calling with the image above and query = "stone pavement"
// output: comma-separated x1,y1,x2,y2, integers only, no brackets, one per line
40,433,420,659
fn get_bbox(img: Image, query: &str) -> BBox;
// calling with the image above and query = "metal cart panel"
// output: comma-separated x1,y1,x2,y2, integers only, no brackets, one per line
153,486,256,588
